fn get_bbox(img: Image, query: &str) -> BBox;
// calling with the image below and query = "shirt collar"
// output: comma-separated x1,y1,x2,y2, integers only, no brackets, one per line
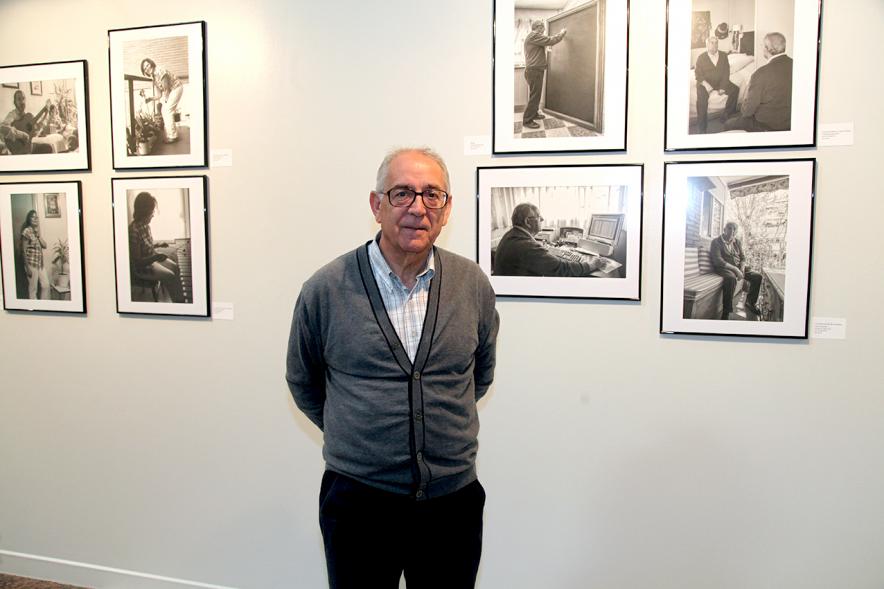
513,225,535,239
368,236,435,292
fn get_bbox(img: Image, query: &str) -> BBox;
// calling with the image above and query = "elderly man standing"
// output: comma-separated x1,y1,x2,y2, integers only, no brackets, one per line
287,147,499,589
694,36,739,134
522,20,567,130
493,202,601,277
725,32,793,132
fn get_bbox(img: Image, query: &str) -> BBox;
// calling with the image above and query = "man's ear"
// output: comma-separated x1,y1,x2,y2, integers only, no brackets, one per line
369,191,382,222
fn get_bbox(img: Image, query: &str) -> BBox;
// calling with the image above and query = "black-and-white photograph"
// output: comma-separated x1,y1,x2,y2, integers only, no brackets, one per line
0,61,90,173
111,176,209,316
665,0,821,150
0,181,85,313
478,164,642,299
109,21,206,169
661,159,815,338
493,0,628,153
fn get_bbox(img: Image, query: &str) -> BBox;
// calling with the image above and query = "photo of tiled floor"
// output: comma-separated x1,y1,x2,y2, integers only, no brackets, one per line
513,111,600,139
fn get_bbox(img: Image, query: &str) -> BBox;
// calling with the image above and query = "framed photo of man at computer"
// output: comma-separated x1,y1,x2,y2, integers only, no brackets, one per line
108,21,207,170
0,181,86,314
111,176,210,317
492,0,629,154
0,61,91,173
477,164,643,300
664,0,822,151
660,159,815,338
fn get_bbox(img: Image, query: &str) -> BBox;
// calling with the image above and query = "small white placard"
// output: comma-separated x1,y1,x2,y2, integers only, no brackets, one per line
211,148,233,167
212,302,235,320
812,317,846,339
819,123,854,147
464,136,491,155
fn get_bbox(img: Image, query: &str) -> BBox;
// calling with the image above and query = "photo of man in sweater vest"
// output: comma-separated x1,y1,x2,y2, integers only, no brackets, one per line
287,147,500,588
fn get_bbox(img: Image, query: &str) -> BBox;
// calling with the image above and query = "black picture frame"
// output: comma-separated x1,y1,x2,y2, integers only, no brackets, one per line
664,0,823,151
0,60,91,173
492,0,630,154
477,163,643,300
108,21,208,170
111,175,210,317
0,180,86,314
660,158,816,338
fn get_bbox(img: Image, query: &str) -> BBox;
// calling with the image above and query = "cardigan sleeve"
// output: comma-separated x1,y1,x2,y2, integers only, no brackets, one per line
474,276,500,401
286,289,327,430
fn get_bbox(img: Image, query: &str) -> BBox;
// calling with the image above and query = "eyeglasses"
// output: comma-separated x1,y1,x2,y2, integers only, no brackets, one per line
527,215,544,222
381,187,449,209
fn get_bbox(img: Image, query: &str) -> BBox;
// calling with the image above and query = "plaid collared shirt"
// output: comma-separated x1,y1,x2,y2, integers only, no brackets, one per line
129,220,155,268
368,240,435,363
21,226,43,269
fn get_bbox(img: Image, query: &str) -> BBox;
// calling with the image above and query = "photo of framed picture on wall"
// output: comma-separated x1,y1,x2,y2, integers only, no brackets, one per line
108,21,207,169
0,61,91,173
111,176,210,317
0,181,86,313
477,164,643,300
664,0,822,151
493,0,629,154
660,159,815,338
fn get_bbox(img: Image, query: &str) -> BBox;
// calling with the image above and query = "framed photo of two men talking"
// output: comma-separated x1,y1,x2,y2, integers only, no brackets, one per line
665,0,822,150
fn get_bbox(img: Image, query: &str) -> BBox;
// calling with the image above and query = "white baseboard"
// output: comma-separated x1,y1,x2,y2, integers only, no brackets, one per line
0,550,239,589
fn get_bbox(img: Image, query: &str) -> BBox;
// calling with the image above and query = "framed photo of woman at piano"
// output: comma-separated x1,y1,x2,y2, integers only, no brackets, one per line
476,163,644,300
111,175,210,317
0,61,91,173
0,181,86,314
108,21,207,170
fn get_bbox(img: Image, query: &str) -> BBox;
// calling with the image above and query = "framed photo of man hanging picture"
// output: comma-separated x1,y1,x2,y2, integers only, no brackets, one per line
108,21,207,169
477,163,643,300
492,0,630,154
0,60,91,173
0,181,86,313
660,159,815,338
664,0,822,151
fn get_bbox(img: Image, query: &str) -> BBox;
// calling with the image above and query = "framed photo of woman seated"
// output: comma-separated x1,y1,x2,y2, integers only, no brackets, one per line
664,0,822,150
111,176,210,317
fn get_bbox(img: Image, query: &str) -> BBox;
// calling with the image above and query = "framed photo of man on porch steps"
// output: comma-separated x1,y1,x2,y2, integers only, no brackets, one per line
660,159,815,338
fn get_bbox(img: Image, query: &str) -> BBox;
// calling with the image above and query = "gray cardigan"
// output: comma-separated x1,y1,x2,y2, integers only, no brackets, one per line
286,242,499,500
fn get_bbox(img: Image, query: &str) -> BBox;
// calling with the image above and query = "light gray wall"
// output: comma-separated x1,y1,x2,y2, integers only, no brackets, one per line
1,1,883,588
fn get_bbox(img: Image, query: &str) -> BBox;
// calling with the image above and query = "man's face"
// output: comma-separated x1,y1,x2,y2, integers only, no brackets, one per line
763,41,773,60
706,37,718,55
722,224,737,241
525,207,543,235
13,92,25,112
370,151,451,259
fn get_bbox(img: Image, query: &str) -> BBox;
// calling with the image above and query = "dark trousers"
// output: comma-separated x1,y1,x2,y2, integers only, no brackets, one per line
523,67,546,123
696,81,739,133
319,471,486,589
718,268,762,314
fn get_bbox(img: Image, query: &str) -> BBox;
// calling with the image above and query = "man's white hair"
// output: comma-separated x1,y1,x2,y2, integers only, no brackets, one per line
374,147,451,193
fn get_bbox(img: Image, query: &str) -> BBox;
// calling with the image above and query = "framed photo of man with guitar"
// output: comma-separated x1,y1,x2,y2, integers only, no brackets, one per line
0,61,90,173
